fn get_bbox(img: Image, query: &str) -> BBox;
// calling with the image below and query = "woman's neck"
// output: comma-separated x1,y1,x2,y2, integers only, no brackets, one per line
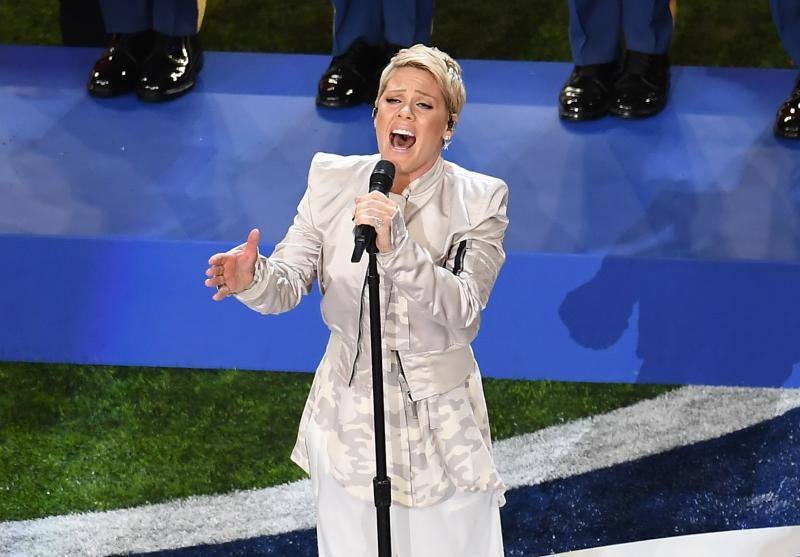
391,175,410,195
389,156,440,195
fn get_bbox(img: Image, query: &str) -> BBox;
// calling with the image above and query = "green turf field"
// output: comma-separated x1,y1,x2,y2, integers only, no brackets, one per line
0,1,794,68
0,362,673,521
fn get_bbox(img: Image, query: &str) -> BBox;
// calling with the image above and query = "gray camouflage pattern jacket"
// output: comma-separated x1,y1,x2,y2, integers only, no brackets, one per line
236,152,509,402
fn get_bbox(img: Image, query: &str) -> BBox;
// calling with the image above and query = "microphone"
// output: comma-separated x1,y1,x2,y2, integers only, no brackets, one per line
351,160,396,263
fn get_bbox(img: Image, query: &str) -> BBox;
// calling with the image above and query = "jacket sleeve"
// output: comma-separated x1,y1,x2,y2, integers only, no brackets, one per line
234,186,322,314
377,180,509,329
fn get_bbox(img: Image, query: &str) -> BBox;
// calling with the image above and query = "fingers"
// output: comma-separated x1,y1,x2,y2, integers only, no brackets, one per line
204,275,225,288
207,229,259,302
354,196,396,223
353,213,390,227
212,284,232,302
356,193,395,210
362,190,391,201
205,258,228,296
205,264,228,298
205,264,224,278
208,227,256,266
355,199,393,213
354,199,394,255
245,228,260,255
354,193,396,253
208,252,228,266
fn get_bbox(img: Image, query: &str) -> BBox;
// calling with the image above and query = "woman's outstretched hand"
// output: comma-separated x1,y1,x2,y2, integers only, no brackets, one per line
205,228,260,301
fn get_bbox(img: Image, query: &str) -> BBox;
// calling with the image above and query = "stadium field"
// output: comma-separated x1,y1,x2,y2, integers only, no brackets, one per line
0,362,672,522
3,370,799,556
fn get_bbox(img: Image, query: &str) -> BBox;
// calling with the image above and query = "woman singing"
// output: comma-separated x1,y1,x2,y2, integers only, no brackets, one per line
205,45,508,557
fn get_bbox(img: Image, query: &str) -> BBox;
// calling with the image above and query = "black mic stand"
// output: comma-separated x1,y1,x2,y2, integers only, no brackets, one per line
351,158,395,556
366,234,392,557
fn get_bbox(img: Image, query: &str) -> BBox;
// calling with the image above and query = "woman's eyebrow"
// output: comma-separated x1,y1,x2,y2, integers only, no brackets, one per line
386,87,435,98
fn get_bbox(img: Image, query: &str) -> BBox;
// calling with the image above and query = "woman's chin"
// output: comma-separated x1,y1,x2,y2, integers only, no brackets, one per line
379,152,410,173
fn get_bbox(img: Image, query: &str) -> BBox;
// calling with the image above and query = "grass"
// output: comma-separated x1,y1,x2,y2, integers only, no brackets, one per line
0,363,312,522
0,0,794,68
483,376,673,440
0,362,673,522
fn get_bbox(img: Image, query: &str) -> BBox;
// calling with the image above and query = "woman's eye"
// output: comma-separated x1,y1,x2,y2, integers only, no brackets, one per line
417,103,432,109
386,98,400,104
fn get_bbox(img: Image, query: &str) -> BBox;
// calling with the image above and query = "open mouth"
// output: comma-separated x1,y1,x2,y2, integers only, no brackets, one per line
390,129,416,150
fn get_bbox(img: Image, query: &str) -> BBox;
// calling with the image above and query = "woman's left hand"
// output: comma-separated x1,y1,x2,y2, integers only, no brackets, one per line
354,191,398,253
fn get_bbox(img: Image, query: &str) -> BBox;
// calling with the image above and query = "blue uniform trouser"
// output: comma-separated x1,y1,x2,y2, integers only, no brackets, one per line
771,0,800,64
568,0,672,65
331,0,434,56
99,0,204,36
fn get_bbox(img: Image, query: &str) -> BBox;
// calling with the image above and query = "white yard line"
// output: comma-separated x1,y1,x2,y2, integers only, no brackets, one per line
495,385,800,489
2,385,799,557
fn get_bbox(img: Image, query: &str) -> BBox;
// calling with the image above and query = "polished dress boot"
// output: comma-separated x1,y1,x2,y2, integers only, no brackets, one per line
558,62,617,121
136,33,203,102
774,76,800,139
316,38,388,108
87,32,154,97
610,50,670,119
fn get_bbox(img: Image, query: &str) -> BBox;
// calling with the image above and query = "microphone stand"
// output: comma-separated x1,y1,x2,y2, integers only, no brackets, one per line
366,234,392,557
351,159,395,556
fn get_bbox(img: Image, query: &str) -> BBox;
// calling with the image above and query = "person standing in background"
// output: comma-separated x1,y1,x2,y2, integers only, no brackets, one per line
559,0,672,121
771,0,800,138
87,0,205,102
59,0,105,47
316,0,434,108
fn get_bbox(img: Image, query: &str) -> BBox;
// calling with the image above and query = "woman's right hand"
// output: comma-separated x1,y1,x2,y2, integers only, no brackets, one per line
205,228,260,301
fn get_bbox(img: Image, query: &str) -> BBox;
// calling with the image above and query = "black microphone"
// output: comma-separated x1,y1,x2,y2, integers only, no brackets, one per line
352,160,396,263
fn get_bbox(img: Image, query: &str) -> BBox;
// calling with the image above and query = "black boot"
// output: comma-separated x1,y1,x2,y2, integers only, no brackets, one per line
316,39,387,108
136,33,203,102
774,76,800,139
610,50,670,119
87,31,154,97
558,62,617,121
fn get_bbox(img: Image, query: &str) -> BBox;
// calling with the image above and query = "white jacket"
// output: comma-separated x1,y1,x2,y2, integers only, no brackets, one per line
236,152,509,401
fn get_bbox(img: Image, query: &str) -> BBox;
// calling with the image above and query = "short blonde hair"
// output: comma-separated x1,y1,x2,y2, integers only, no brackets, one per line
376,44,466,121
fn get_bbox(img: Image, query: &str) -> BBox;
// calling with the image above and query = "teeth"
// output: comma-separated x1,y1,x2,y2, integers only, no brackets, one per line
392,129,415,137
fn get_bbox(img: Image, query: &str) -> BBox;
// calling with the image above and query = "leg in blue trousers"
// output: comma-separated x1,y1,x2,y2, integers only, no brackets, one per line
87,0,205,102
559,0,672,121
318,0,434,108
770,0,800,138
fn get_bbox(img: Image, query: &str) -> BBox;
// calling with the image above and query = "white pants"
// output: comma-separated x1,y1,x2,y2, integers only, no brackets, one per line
306,417,505,557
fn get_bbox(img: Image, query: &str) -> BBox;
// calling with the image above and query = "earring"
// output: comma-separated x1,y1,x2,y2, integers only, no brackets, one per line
442,134,452,150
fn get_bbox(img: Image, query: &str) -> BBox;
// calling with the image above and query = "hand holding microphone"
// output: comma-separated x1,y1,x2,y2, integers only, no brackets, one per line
352,160,397,262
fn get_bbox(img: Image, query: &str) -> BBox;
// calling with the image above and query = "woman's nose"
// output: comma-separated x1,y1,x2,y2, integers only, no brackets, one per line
398,103,414,119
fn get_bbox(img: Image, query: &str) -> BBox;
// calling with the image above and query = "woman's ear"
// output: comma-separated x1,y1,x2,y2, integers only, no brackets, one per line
447,113,459,131
443,114,458,149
